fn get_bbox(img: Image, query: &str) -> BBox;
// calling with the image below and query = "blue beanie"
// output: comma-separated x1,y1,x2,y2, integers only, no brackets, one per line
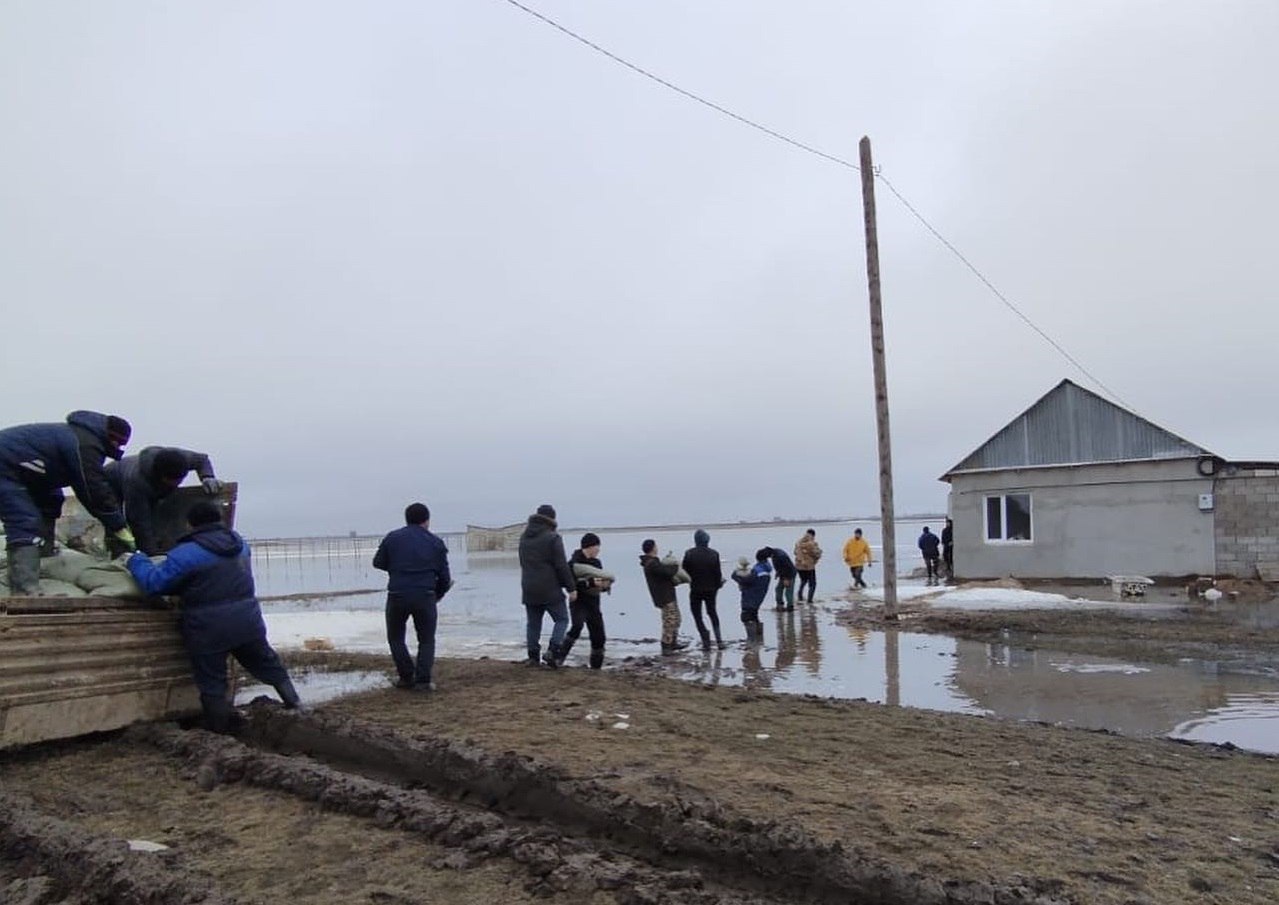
694,529,710,547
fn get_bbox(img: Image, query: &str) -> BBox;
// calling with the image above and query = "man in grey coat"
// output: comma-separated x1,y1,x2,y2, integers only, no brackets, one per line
517,503,576,668
105,446,222,555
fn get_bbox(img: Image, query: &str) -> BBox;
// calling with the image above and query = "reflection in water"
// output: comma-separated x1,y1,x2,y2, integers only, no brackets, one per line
255,529,1279,755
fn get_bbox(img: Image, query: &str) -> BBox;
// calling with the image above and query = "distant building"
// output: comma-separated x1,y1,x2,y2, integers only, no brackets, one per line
941,380,1279,580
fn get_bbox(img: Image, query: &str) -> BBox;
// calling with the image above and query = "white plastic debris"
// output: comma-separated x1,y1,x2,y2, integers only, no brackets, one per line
584,710,602,722
127,840,170,852
611,721,630,730
754,733,770,740
614,712,630,720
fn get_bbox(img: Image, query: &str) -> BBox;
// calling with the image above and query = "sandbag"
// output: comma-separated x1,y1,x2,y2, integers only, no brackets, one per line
75,560,145,599
661,554,692,586
39,548,99,584
571,562,617,582
40,579,88,597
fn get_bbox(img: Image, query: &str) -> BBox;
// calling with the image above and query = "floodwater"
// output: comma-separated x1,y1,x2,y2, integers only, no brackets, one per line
249,521,1279,754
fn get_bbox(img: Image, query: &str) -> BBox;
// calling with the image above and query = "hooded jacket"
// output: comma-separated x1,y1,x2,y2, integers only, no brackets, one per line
918,529,941,558
106,446,217,554
0,411,127,540
680,530,723,595
126,524,265,655
732,560,772,608
640,553,679,606
793,534,823,570
518,512,575,605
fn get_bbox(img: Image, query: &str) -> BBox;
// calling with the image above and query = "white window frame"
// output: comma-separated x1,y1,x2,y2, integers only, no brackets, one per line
983,493,1034,544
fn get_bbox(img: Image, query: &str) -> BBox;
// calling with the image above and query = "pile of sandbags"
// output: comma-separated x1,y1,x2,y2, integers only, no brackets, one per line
33,548,152,599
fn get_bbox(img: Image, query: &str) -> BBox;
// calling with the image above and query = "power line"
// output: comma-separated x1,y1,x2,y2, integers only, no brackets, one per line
497,0,1129,407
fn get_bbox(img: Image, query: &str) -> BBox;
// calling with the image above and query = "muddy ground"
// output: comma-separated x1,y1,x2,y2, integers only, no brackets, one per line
3,601,1278,905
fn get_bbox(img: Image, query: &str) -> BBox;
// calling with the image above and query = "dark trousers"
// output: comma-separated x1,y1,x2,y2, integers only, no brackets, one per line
563,595,606,667
850,566,867,588
924,555,940,580
796,569,816,602
386,591,438,684
688,589,723,645
943,545,954,578
189,636,295,731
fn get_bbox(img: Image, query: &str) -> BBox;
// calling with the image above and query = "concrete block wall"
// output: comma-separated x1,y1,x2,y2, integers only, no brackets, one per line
1213,469,1279,578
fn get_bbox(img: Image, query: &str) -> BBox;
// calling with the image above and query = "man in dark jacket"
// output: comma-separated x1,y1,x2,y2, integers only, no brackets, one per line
0,411,134,595
767,546,798,611
105,446,223,556
640,539,687,654
373,502,452,691
919,526,942,584
518,504,576,668
681,529,725,650
562,532,610,669
127,501,300,732
941,518,954,581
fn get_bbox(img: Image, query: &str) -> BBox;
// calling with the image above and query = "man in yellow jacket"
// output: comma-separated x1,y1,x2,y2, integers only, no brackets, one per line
842,528,873,589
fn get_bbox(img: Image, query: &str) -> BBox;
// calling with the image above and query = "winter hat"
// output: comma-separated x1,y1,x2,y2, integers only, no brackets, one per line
536,503,557,519
153,448,190,481
736,556,750,570
581,532,601,549
186,501,223,527
105,415,131,446
693,529,710,547
642,538,657,554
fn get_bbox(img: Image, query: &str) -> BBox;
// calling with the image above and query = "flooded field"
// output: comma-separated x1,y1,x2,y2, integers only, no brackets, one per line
247,521,1279,754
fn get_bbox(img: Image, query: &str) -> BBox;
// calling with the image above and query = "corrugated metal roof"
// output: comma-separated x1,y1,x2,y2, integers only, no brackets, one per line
942,380,1211,478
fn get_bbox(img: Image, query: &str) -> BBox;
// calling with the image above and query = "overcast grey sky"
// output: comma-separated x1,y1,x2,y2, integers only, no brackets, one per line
2,1,1276,536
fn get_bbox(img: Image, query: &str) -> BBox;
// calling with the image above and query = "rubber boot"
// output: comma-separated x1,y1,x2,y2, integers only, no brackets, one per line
698,628,712,651
588,649,604,670
200,694,242,734
543,645,560,669
752,620,765,645
274,676,303,710
7,545,41,596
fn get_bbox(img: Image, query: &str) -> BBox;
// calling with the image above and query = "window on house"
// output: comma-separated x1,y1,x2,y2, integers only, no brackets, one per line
985,493,1033,542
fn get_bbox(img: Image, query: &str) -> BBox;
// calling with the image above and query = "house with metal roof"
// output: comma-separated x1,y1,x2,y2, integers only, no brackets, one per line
941,379,1279,580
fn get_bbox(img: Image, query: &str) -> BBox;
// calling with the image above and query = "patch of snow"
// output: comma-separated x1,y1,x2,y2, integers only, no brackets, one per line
128,840,170,852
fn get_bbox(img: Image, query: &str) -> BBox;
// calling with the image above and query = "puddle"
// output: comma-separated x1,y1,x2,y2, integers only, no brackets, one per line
253,526,1279,755
235,669,387,706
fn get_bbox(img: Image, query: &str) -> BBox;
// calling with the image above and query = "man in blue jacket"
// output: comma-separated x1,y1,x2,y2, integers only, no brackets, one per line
373,502,452,691
0,410,134,595
106,445,223,555
127,501,300,732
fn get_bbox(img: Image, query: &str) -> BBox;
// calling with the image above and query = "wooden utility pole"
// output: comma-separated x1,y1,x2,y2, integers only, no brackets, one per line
858,136,898,619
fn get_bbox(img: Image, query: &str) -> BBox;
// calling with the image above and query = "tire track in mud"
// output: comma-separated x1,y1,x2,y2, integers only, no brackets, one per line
0,787,239,905
130,721,754,905
174,704,1069,905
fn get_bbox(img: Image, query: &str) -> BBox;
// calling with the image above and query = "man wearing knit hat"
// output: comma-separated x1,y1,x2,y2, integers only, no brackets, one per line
517,503,577,667
561,531,611,669
0,410,134,595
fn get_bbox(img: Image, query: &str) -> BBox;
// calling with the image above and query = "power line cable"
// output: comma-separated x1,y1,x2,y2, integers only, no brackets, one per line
497,0,1129,407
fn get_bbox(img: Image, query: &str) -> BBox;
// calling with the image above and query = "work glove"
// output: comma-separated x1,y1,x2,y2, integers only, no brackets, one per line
113,527,137,552
201,477,224,495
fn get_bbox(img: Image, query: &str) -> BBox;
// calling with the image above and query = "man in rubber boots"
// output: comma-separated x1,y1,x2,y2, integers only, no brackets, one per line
106,445,223,555
127,501,300,732
640,539,687,654
0,410,135,595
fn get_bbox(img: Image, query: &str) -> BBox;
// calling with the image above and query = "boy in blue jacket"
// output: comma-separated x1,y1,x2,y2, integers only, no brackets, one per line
731,549,772,645
128,501,300,732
